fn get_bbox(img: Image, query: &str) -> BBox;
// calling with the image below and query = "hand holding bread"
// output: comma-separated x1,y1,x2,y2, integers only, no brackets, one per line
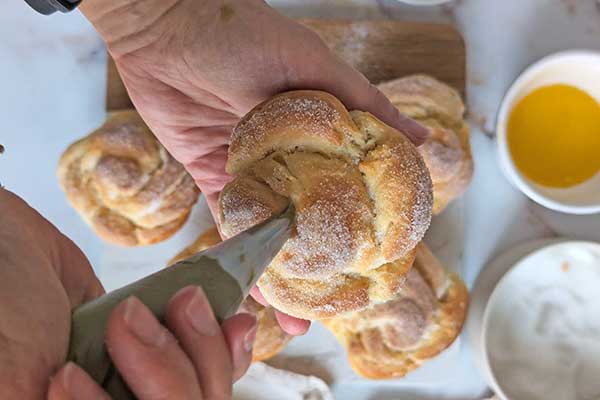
219,90,433,320
56,74,471,381
217,81,472,377
82,0,429,218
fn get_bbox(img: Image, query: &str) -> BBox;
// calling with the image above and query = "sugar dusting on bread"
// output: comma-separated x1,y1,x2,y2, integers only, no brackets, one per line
235,95,341,140
378,75,473,215
58,110,199,247
231,94,342,164
287,178,372,278
409,157,434,243
220,180,275,236
220,91,433,320
322,244,469,379
378,74,465,124
258,266,372,318
293,197,354,274
354,113,433,260
420,140,463,179
95,121,158,163
219,176,288,238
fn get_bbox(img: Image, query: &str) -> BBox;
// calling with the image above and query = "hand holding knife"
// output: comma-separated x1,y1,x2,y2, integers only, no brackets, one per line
68,205,295,399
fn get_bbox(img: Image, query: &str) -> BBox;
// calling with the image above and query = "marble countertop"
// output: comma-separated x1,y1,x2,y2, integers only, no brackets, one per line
2,1,600,399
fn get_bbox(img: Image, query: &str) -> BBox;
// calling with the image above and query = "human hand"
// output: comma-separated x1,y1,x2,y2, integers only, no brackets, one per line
48,288,256,399
80,0,428,214
80,0,428,335
0,188,104,399
0,189,255,399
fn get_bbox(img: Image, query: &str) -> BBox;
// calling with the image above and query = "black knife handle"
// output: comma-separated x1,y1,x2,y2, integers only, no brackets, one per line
24,0,81,15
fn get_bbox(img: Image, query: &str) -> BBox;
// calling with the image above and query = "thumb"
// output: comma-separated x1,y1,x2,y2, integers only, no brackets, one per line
295,53,429,145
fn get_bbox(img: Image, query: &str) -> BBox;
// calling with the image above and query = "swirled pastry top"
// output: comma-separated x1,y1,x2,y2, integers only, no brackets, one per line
219,91,432,320
323,243,469,379
58,111,199,246
169,227,292,362
378,75,473,214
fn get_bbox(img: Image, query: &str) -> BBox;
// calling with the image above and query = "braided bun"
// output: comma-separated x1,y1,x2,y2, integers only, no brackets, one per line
323,243,468,379
219,91,432,320
58,111,199,246
378,75,473,214
238,297,293,362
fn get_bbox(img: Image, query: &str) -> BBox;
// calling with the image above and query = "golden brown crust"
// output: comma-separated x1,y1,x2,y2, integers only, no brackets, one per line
219,91,432,320
227,91,362,173
168,227,222,263
413,241,451,298
353,112,433,260
57,111,200,246
377,74,465,124
238,297,293,362
169,227,292,362
219,176,288,241
378,75,473,214
322,243,469,379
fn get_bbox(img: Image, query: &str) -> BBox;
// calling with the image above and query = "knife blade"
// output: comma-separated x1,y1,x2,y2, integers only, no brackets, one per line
67,204,295,399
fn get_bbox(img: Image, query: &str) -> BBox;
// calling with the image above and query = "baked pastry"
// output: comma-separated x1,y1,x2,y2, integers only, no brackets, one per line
58,111,199,246
169,227,292,362
218,90,433,320
378,75,473,214
168,226,222,262
238,296,293,362
322,243,468,379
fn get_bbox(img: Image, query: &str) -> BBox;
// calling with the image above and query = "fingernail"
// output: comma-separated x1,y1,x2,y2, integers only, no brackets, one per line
414,122,430,139
397,115,430,143
243,319,258,353
60,361,79,397
123,296,169,347
408,120,430,141
60,362,76,393
61,362,110,400
185,286,220,336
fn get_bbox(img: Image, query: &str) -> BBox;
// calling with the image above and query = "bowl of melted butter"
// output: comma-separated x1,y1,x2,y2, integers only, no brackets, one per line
497,50,600,214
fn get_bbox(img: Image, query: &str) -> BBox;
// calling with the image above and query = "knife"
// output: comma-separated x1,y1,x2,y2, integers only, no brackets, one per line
67,204,295,399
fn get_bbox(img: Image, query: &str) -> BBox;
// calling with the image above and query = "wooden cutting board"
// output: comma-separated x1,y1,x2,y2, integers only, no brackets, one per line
106,20,465,111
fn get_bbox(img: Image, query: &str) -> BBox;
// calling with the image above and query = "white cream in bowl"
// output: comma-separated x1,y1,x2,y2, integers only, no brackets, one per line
482,242,600,400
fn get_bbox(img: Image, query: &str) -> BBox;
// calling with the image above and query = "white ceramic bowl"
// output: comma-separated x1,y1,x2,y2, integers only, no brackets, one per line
496,50,600,214
481,241,600,400
465,238,564,384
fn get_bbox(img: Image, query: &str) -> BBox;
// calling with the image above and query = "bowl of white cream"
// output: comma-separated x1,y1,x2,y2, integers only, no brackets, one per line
481,241,600,400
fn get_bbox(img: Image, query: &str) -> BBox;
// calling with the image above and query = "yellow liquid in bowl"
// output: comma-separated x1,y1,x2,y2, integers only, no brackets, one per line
507,84,600,188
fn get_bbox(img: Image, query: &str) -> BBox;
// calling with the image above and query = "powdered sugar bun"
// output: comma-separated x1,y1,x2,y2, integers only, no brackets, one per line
322,243,469,379
219,91,432,320
57,110,199,246
378,75,473,214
